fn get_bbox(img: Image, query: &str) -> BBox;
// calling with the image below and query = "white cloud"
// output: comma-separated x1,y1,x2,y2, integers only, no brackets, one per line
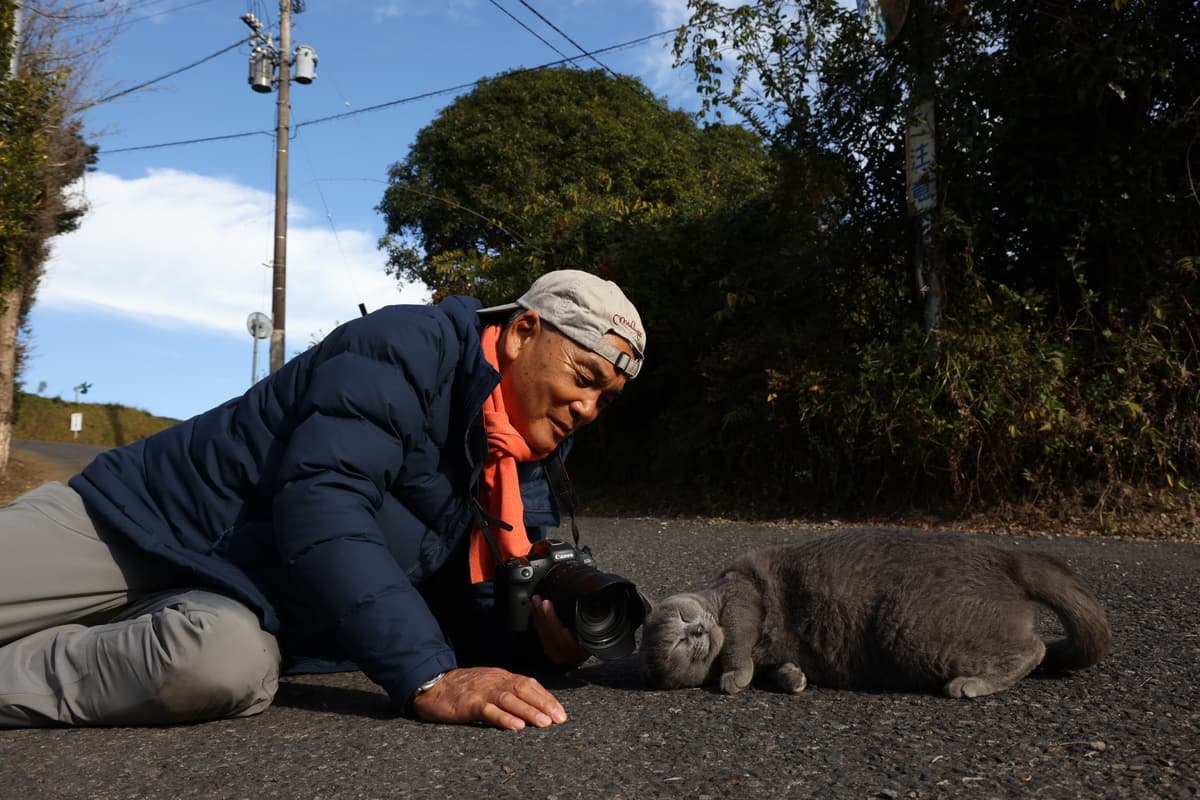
41,168,428,346
648,0,693,28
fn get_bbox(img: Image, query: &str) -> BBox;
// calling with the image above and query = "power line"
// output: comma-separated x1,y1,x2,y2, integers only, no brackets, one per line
294,81,479,131
105,129,274,154
485,0,571,63
83,0,206,12
124,0,222,27
84,38,244,108
100,28,679,155
513,0,619,78
119,0,215,16
489,2,745,172
67,0,222,37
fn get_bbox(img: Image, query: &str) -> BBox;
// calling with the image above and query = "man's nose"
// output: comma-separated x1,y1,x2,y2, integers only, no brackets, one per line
570,393,601,425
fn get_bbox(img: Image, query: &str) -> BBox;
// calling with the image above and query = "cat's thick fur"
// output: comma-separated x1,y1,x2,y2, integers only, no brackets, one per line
639,530,1111,698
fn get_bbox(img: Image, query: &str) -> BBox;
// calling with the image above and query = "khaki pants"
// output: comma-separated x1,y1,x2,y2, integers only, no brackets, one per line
0,483,280,727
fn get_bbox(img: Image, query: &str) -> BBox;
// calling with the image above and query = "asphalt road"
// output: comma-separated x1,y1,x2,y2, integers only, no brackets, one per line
2,510,1197,799
10,438,107,477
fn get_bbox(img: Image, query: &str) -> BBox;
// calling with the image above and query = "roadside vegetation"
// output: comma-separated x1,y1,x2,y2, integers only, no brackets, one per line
0,0,126,472
0,447,57,504
10,391,176,447
379,1,1200,540
4,2,1197,541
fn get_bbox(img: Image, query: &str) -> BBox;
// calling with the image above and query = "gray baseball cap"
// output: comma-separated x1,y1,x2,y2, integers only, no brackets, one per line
479,269,646,378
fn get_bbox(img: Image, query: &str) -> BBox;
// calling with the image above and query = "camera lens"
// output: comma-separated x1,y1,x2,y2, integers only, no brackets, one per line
577,593,619,630
541,562,649,660
575,586,630,647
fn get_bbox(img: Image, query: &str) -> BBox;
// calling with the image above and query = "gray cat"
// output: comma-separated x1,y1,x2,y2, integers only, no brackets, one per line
639,530,1110,698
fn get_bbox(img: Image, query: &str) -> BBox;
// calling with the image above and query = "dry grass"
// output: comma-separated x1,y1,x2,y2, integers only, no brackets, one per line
0,449,71,506
12,392,176,448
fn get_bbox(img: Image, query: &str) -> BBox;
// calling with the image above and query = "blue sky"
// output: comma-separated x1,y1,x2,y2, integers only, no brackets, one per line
24,0,715,421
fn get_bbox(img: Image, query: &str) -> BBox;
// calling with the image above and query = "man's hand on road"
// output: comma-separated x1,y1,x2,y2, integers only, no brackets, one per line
410,667,568,731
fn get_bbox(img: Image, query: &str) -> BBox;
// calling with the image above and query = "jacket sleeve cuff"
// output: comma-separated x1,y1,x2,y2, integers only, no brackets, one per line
391,653,459,711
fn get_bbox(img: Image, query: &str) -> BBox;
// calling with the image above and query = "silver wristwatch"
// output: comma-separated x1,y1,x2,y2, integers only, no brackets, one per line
411,671,447,704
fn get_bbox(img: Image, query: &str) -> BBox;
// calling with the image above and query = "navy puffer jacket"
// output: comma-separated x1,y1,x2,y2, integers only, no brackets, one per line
70,296,562,705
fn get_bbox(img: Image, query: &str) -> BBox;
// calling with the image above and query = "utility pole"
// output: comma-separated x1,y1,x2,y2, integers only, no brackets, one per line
269,0,291,374
858,0,942,362
905,0,943,363
268,0,291,376
242,2,317,373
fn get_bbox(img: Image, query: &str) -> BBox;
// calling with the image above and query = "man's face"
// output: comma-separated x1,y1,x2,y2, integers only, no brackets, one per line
498,312,634,453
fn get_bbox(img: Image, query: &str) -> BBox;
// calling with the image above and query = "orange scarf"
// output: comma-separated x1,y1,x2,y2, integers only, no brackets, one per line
468,325,553,583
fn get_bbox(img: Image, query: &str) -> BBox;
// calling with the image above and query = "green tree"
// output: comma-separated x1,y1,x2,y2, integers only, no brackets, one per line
618,0,1200,529
678,0,1200,316
376,66,773,306
0,0,107,473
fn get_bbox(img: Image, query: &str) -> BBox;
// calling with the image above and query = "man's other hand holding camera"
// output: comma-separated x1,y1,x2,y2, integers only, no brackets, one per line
531,595,591,666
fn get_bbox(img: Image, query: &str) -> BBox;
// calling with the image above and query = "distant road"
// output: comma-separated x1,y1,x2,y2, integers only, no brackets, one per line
11,438,107,477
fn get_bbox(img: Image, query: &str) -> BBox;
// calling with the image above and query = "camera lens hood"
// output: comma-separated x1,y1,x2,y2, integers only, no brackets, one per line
540,562,651,660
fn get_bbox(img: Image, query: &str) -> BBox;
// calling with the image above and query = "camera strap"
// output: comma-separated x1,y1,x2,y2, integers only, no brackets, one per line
466,415,513,569
468,485,511,569
544,451,583,550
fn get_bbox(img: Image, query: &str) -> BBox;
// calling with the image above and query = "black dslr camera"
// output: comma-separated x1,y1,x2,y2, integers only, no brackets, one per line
495,538,650,660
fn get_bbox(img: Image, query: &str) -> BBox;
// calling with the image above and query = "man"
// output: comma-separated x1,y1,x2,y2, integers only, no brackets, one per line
0,269,645,731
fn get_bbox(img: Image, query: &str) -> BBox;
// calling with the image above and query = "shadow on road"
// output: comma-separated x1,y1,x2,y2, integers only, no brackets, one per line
272,675,400,721
568,655,644,691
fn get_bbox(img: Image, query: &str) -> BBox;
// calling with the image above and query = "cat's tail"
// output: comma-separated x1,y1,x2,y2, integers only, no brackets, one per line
1013,551,1111,672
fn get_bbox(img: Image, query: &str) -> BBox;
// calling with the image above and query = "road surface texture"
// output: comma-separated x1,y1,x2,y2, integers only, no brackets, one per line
9,439,106,476
1,447,1197,798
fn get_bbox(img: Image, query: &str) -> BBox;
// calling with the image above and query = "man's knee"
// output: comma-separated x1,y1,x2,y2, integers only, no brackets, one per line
147,592,281,721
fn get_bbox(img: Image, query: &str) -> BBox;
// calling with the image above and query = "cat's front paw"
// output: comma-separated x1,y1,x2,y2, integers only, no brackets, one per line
945,676,996,699
719,669,753,694
773,663,808,694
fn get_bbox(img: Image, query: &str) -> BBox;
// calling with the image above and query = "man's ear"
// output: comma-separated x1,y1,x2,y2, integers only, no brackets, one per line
499,310,541,362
